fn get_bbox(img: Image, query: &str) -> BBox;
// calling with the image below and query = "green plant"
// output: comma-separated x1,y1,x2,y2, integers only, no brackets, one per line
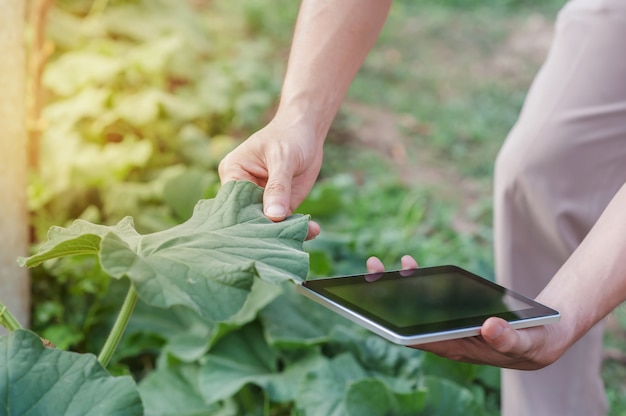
1,181,309,414
28,0,292,360
3,181,499,415
17,0,558,413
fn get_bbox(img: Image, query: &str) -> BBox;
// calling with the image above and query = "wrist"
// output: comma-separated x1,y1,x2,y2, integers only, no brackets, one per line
271,103,333,144
534,290,591,360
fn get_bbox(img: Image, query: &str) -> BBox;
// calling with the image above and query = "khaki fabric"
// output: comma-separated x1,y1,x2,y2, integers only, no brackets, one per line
494,0,626,414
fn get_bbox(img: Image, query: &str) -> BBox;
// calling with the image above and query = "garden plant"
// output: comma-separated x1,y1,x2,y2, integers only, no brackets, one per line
5,0,612,414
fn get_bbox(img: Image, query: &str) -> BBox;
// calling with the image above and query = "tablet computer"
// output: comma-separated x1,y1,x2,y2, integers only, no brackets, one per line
296,265,560,346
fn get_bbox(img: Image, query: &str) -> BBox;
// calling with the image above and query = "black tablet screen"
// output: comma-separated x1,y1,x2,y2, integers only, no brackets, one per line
304,266,541,334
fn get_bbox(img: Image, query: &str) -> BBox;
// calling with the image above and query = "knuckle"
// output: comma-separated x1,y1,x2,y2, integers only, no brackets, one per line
264,180,287,194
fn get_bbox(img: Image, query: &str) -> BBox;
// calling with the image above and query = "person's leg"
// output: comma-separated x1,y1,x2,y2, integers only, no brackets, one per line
494,0,626,415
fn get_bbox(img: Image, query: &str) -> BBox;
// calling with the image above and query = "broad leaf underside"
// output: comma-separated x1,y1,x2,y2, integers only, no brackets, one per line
19,180,310,323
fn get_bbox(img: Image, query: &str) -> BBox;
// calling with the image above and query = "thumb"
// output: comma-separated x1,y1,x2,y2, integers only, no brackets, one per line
263,176,292,222
480,317,533,356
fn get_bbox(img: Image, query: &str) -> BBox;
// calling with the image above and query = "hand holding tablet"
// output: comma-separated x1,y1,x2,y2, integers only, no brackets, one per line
296,265,560,346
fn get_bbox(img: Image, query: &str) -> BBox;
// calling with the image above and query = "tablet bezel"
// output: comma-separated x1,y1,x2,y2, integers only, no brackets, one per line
296,265,560,346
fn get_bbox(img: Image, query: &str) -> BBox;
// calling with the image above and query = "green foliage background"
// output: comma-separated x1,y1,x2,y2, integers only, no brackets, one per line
28,0,626,415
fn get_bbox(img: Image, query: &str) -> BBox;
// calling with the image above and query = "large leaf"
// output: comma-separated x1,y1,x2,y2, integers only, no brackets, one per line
198,322,277,403
296,353,427,416
139,364,243,416
198,322,328,406
210,278,283,345
421,351,478,387
263,352,328,404
420,376,483,416
20,180,310,323
327,326,424,391
195,301,340,404
261,282,348,348
0,329,142,415
294,354,364,416
138,365,220,416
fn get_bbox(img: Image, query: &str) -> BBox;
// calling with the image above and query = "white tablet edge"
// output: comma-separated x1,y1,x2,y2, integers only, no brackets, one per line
295,282,561,346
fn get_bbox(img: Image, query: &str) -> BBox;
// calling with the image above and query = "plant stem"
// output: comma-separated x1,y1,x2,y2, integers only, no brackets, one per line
97,285,138,368
0,301,23,332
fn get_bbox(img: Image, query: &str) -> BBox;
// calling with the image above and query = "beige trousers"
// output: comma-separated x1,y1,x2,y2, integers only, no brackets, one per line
494,0,626,415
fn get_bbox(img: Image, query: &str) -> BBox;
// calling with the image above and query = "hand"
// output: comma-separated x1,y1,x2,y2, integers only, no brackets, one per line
366,255,566,370
218,118,323,239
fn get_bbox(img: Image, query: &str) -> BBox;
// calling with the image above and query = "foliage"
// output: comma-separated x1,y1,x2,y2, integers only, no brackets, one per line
29,0,297,360
31,0,294,240
13,0,542,414
300,174,494,280
8,180,497,415
4,181,310,414
0,329,143,416
22,181,309,325
135,284,491,415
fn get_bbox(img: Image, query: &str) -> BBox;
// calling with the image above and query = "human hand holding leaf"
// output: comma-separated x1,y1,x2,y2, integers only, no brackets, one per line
20,180,310,323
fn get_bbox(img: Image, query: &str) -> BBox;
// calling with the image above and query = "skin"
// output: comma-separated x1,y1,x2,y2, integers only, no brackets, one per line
219,0,392,240
367,183,626,369
219,0,626,370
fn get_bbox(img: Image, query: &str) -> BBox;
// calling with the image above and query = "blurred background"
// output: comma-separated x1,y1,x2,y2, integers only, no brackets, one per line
20,0,626,414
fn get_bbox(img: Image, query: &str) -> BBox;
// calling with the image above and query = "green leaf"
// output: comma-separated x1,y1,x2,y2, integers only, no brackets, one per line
138,365,220,416
126,35,184,75
114,89,166,126
296,177,347,218
198,322,277,403
210,278,283,344
393,388,429,416
327,325,424,388
43,51,122,96
163,168,216,222
261,282,347,348
20,181,310,324
296,353,368,416
263,352,327,403
296,353,427,416
421,352,478,387
19,216,141,267
421,376,483,416
102,2,210,49
42,87,109,132
475,363,500,391
40,323,84,351
122,299,213,363
344,379,395,416
0,329,142,415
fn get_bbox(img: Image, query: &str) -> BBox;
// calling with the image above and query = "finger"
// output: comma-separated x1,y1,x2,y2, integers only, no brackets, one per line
366,256,385,273
306,220,321,240
480,317,533,357
218,154,260,185
400,255,418,269
263,178,291,221
263,148,297,220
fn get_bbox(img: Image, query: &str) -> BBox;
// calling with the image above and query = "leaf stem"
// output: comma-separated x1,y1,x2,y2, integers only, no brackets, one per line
0,301,23,332
97,285,138,368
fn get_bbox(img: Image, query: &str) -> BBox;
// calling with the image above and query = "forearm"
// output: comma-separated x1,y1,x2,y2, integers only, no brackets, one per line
274,0,392,140
537,181,626,353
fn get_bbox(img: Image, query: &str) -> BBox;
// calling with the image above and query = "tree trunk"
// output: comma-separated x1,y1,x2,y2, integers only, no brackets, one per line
0,0,30,331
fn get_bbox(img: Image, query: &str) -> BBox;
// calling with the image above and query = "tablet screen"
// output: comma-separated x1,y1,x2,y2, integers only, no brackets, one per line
301,265,556,337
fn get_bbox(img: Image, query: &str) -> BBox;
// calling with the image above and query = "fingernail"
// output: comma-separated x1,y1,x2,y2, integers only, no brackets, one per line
485,323,504,340
265,204,287,219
